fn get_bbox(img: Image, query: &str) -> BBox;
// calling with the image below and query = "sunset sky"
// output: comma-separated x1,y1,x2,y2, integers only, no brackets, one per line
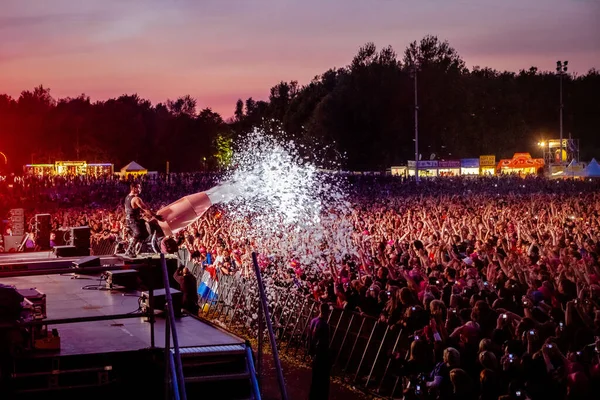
1,0,598,117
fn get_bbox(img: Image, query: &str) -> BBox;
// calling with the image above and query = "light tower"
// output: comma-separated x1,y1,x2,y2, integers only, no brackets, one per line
556,60,568,164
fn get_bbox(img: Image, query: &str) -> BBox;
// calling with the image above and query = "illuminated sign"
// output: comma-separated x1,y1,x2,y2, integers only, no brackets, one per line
408,160,439,168
479,155,496,167
439,160,461,168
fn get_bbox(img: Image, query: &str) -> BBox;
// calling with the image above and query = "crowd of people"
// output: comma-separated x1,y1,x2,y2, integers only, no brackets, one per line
1,173,599,399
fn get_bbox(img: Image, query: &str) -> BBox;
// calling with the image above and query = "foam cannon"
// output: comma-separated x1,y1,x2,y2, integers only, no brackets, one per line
156,181,239,237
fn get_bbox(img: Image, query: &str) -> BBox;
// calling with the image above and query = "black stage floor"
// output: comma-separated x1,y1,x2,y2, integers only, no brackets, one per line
0,273,243,356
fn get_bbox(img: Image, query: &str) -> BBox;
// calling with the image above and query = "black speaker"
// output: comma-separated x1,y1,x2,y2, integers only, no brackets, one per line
106,270,140,290
35,214,51,249
54,245,79,257
72,256,100,269
141,288,182,317
70,226,91,249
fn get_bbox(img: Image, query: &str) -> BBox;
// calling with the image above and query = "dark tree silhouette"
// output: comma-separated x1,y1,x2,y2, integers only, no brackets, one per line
1,36,598,172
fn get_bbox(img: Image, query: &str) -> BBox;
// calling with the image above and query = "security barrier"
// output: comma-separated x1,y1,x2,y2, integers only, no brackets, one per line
196,270,409,398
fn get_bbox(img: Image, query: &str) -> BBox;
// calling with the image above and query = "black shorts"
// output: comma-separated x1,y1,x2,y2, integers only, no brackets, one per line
128,220,149,241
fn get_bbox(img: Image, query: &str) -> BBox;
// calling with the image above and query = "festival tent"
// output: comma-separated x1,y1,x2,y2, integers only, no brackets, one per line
551,159,587,179
120,161,147,176
580,158,600,178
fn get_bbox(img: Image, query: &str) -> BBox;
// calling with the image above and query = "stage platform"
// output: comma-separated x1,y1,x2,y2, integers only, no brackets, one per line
0,262,256,399
1,273,243,356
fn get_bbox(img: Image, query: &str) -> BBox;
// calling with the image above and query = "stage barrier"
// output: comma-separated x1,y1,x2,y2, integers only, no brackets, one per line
196,269,410,398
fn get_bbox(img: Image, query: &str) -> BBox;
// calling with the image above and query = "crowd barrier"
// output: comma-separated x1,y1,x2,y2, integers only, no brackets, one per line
196,269,410,398
90,236,118,256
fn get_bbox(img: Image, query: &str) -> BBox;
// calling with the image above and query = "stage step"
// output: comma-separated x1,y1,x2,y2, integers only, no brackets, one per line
170,344,258,400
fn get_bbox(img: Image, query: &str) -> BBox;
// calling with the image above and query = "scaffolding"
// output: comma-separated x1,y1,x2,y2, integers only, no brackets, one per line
539,138,579,167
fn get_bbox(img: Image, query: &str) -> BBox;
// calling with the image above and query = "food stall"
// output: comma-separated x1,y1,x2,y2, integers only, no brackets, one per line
460,158,480,175
87,163,114,177
497,153,544,176
55,161,87,176
23,164,55,176
390,166,407,177
407,160,438,177
479,155,496,175
438,160,461,176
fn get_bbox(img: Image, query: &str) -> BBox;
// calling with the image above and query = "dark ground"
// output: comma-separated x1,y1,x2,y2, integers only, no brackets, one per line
258,351,372,400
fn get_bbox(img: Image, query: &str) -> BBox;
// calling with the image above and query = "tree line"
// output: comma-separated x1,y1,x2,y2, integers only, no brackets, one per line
0,35,598,172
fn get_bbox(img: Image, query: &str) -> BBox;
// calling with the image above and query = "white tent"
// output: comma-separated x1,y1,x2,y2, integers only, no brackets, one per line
581,158,600,178
551,159,587,179
120,161,147,175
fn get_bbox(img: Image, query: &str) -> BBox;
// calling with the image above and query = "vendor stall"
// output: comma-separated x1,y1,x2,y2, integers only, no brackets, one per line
408,160,438,177
479,155,496,175
438,160,461,176
87,163,114,177
460,158,480,175
390,166,407,177
497,153,544,176
55,161,87,176
23,164,55,176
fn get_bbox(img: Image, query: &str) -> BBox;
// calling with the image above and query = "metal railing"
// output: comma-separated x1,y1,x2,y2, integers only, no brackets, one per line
246,344,262,400
196,267,408,398
159,253,187,400
251,252,288,400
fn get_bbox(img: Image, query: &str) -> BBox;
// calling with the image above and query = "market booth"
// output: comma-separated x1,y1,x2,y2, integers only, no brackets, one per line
87,163,114,177
460,158,480,175
497,153,544,176
120,161,147,178
438,160,461,176
55,161,87,175
408,160,438,177
23,164,55,176
479,155,496,175
390,166,407,177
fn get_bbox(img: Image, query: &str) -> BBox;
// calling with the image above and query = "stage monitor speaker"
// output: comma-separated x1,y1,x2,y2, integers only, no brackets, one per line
70,226,91,249
54,245,79,257
35,214,51,249
141,288,182,317
106,270,140,290
73,256,100,269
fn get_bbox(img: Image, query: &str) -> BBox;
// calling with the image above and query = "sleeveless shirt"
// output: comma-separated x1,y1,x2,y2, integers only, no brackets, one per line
125,193,141,222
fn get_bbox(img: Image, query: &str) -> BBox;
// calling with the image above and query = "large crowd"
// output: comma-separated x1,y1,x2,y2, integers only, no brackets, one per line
1,173,599,399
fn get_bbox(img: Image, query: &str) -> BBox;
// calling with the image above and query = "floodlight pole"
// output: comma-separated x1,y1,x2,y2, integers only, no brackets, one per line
557,61,568,164
413,64,419,182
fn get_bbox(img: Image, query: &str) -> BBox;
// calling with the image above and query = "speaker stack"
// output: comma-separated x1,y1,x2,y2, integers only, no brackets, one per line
35,214,51,249
4,209,24,251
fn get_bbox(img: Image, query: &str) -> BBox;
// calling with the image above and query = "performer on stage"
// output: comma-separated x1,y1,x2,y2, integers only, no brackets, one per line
124,182,155,257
